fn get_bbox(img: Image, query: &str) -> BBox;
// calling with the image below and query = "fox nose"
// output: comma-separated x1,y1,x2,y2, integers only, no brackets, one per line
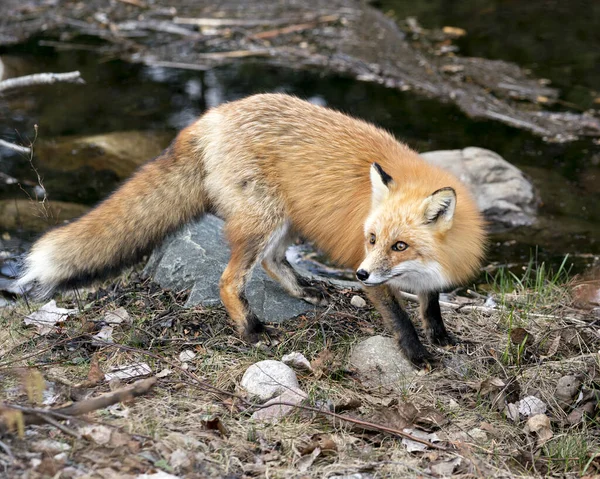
356,269,370,281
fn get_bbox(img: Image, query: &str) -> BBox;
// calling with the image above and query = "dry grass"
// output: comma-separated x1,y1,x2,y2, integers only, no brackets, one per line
0,260,599,478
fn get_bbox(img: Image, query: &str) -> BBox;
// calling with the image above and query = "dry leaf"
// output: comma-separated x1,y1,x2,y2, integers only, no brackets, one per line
540,334,561,359
24,300,77,335
104,362,152,381
401,428,441,452
510,328,534,346
524,414,553,445
518,396,546,416
87,354,104,384
296,447,321,472
201,415,228,436
479,377,505,396
311,347,335,378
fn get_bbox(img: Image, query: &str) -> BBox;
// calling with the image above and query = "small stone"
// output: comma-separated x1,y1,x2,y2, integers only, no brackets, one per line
241,360,299,402
282,352,312,372
251,387,307,422
350,295,367,308
348,336,416,391
170,448,192,471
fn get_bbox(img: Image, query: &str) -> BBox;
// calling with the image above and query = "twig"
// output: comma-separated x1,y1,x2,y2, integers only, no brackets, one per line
249,15,339,40
116,0,146,7
32,412,81,438
0,71,84,93
0,139,31,154
173,17,310,27
0,377,157,433
0,439,14,462
96,341,447,451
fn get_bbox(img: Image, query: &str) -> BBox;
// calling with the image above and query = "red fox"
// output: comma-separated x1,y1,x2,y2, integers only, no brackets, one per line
18,94,485,366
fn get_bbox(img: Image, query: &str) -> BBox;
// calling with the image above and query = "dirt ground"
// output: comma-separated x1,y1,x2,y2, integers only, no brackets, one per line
1,262,599,478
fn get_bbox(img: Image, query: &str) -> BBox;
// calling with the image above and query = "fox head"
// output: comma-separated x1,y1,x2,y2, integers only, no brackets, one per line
356,162,474,293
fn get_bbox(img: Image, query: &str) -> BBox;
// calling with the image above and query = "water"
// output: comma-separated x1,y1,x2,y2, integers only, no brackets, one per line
1,9,599,279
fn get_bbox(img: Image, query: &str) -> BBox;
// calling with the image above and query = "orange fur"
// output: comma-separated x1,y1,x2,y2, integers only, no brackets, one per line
19,93,486,362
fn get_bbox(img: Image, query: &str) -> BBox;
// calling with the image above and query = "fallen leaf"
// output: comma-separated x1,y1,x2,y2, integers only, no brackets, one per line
80,425,113,445
201,415,228,436
178,350,196,362
524,414,553,445
87,354,104,384
104,362,152,381
518,396,547,417
430,457,462,477
299,434,337,455
510,328,534,346
24,300,77,335
479,377,505,396
296,447,321,472
401,428,441,452
540,334,561,359
555,375,582,405
104,307,130,325
311,347,335,378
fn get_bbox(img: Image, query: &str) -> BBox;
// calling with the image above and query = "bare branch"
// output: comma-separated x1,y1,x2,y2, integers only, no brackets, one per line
0,71,84,93
0,377,157,433
0,139,31,154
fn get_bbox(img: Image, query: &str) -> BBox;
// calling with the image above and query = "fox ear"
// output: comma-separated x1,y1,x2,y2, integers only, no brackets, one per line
370,163,394,208
423,187,456,232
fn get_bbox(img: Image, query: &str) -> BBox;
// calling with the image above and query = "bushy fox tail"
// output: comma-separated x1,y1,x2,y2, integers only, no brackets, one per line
18,126,207,297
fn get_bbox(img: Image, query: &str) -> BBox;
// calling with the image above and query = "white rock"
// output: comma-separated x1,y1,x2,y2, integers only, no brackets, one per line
518,396,547,416
348,336,416,391
350,295,367,308
241,360,299,402
251,387,307,422
282,352,312,372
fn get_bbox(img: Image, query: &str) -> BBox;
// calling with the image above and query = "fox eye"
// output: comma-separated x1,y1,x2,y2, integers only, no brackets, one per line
369,233,376,245
392,241,408,252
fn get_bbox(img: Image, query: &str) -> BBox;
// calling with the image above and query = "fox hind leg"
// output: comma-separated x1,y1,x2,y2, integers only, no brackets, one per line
418,291,456,346
261,222,327,306
220,224,275,343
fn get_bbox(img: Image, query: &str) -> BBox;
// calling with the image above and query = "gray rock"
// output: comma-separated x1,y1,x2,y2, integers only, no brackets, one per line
241,360,299,402
421,147,537,227
144,215,314,322
348,336,417,391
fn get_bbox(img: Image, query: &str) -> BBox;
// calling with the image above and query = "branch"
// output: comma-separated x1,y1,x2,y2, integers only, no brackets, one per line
0,71,84,93
0,138,31,154
0,377,157,433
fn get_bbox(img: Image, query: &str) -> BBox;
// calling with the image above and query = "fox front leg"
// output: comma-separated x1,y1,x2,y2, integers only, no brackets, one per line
365,284,433,367
418,291,457,346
